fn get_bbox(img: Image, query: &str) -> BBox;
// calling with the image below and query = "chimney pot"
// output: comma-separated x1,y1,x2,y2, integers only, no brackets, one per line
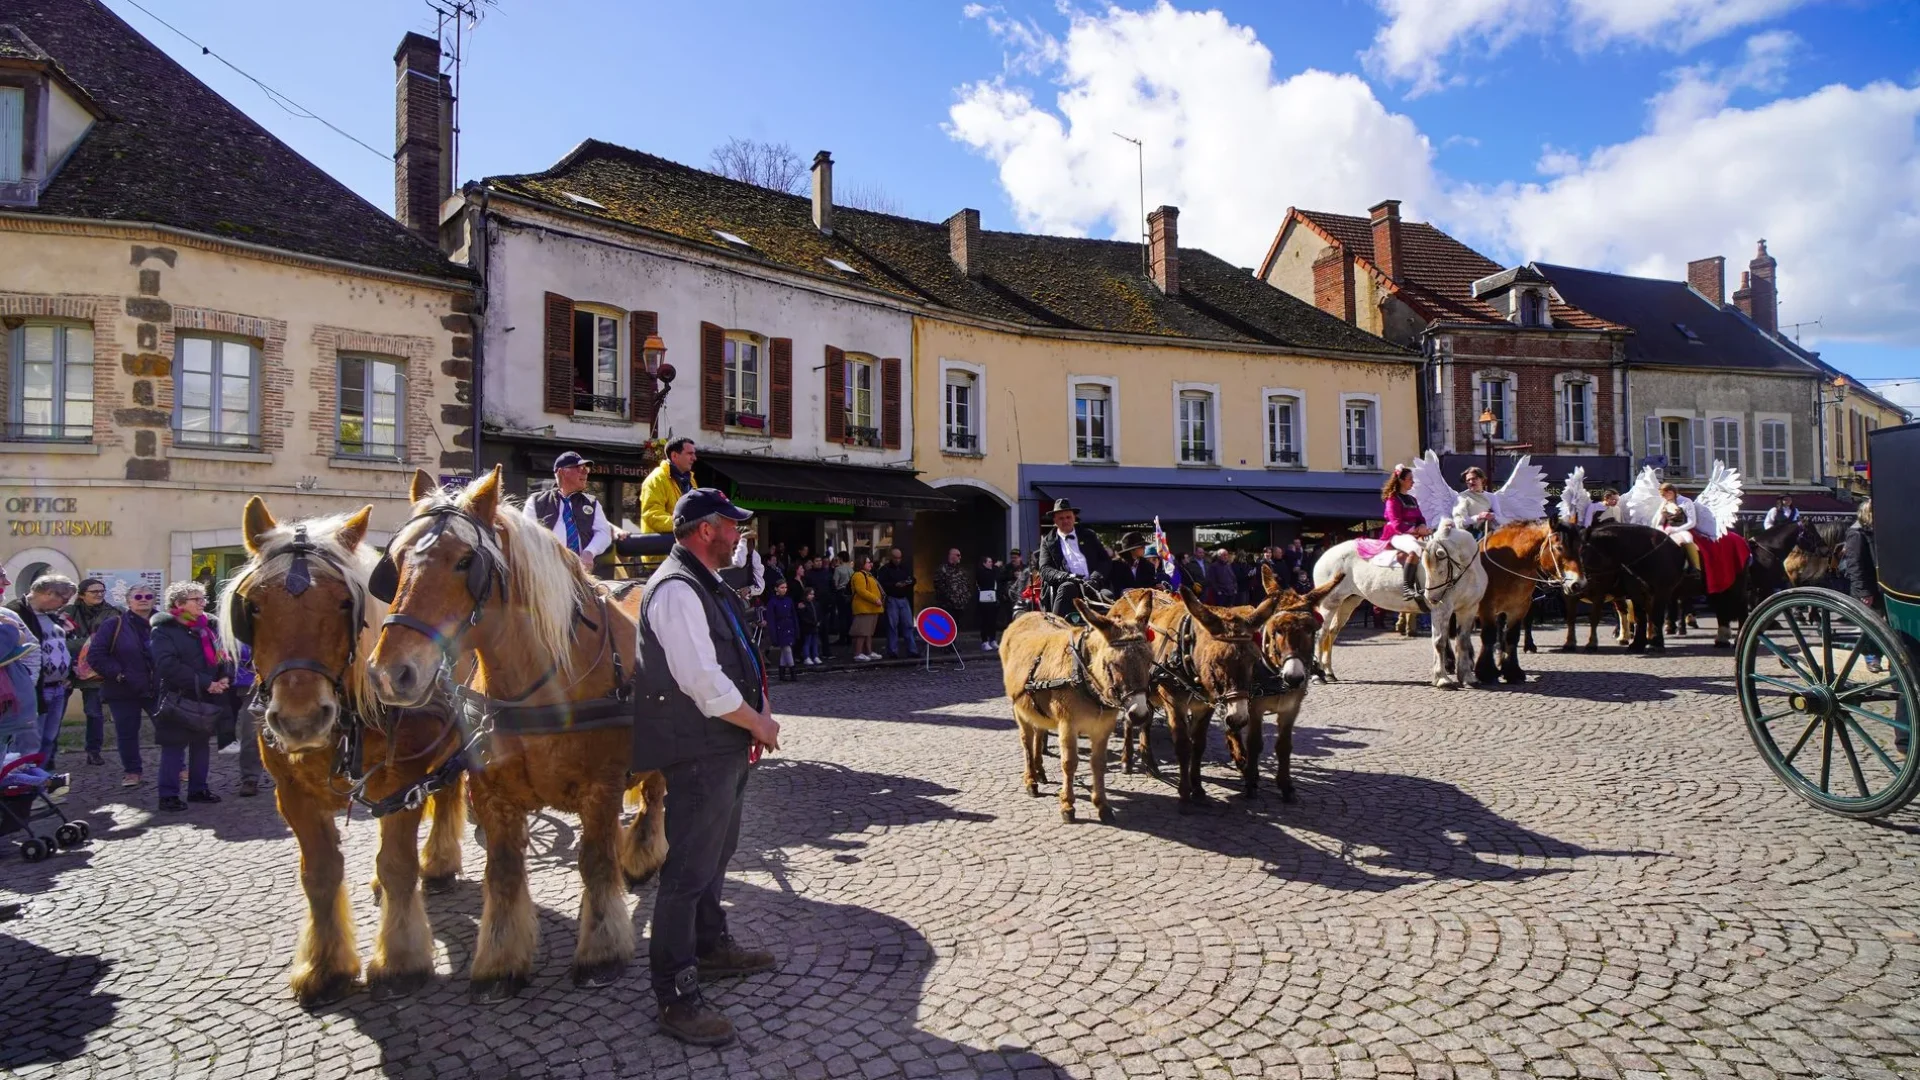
811,151,833,235
393,32,446,242
1687,256,1726,305
1148,205,1179,296
1368,199,1403,281
947,208,982,278
1745,240,1779,335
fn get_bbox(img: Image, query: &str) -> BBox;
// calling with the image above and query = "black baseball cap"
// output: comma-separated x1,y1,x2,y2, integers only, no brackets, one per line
553,451,593,469
673,487,754,528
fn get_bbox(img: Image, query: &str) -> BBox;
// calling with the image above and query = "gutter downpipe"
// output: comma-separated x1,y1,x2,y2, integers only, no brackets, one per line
1416,331,1433,454
471,186,489,479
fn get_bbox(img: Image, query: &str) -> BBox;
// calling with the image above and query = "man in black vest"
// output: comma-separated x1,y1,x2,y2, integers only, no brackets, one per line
527,450,612,573
1036,498,1114,617
634,488,782,1047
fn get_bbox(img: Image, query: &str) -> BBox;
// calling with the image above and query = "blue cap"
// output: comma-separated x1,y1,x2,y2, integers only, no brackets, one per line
673,487,753,528
553,450,593,470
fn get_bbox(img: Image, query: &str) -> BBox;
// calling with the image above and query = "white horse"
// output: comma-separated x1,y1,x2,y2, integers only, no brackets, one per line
1311,520,1487,689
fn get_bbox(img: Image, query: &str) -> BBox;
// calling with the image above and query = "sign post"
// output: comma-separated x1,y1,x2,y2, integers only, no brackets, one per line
914,606,963,672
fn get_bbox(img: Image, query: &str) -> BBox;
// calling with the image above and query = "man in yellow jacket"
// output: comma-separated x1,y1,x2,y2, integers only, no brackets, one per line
632,438,699,569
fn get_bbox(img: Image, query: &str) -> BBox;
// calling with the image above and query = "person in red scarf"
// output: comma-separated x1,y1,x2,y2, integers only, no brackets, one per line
148,581,233,813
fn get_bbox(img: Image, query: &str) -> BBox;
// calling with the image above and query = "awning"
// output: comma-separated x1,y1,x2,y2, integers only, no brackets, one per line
702,455,954,513
1249,489,1387,520
1033,483,1297,526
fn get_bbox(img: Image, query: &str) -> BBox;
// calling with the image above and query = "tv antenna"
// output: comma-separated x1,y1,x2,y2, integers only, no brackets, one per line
1113,132,1144,276
1782,317,1822,342
424,0,496,187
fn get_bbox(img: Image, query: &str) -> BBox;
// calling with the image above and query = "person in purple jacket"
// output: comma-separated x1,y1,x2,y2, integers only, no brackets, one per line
1381,464,1431,604
86,585,158,788
763,580,798,683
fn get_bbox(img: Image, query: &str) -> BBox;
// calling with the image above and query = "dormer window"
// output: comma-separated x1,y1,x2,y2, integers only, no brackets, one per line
0,86,22,183
0,27,107,208
1518,289,1549,328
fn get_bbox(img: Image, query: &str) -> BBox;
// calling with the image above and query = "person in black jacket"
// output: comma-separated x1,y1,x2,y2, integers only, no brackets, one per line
86,586,158,789
1111,532,1161,591
974,554,1004,651
1843,500,1878,610
1036,500,1114,618
149,581,232,812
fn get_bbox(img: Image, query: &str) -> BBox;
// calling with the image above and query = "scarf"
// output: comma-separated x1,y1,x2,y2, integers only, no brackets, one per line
173,608,222,669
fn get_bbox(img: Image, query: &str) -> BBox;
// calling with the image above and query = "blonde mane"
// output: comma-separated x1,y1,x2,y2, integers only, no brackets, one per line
219,510,386,726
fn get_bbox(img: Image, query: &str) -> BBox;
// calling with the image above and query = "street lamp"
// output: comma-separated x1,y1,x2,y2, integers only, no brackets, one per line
1478,408,1498,480
641,333,676,439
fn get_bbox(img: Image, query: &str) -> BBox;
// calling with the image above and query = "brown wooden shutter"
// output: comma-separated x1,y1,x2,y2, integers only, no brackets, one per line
699,321,725,432
543,292,575,415
769,337,793,439
824,346,846,444
881,356,902,450
628,310,658,423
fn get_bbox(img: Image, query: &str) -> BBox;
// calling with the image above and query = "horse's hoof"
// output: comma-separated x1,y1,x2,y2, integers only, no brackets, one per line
1714,641,1733,650
1025,784,1041,798
1502,672,1526,685
1278,786,1297,804
422,874,457,895
571,959,626,989
1059,806,1075,823
1586,644,1601,653
624,868,658,889
1434,679,1460,691
294,972,358,1009
1097,804,1116,823
367,969,430,1001
470,973,529,1003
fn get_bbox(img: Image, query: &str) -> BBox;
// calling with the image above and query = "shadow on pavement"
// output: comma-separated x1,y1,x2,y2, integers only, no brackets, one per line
0,938,118,1072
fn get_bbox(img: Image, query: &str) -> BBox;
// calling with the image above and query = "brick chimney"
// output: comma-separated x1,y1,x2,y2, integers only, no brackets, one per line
1312,248,1355,323
810,150,833,234
1687,256,1725,305
1368,199,1403,281
946,208,982,278
393,32,447,241
1747,239,1778,335
1148,205,1179,296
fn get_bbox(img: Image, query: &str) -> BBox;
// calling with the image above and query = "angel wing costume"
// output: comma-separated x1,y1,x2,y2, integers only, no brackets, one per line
1618,463,1743,544
1410,450,1549,534
1559,466,1593,528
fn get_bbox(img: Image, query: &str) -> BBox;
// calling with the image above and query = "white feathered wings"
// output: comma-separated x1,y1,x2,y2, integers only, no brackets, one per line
1408,449,1549,527
1618,462,1744,540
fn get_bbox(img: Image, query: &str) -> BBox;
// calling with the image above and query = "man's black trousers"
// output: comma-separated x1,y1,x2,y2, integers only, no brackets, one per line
650,749,751,1003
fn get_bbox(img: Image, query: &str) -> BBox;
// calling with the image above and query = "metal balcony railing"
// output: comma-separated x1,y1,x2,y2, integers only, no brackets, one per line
1,422,91,444
846,425,880,448
1270,448,1299,465
1075,439,1109,461
945,430,979,452
575,392,628,415
1346,453,1377,468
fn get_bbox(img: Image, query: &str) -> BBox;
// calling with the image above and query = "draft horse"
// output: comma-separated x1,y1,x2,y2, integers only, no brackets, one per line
1474,519,1587,684
366,468,667,1000
221,499,468,1006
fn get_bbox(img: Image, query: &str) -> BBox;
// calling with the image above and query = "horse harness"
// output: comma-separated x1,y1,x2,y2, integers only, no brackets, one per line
1018,619,1136,710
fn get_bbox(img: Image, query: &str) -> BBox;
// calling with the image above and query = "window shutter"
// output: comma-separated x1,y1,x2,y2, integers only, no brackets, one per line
769,337,793,439
1690,417,1707,478
628,311,658,423
699,322,724,432
824,346,846,443
880,356,902,450
1644,416,1658,465
543,292,575,415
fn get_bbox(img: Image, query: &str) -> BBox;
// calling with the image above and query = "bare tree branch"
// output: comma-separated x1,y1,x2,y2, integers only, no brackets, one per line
840,182,904,216
708,137,806,194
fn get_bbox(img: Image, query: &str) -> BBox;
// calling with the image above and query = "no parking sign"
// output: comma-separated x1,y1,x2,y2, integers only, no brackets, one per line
915,606,959,648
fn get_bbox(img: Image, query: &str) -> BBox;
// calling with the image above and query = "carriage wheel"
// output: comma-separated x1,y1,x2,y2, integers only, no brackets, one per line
1736,588,1920,818
73,820,90,843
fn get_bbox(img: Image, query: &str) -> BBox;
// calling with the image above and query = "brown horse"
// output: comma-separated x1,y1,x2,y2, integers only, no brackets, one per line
1238,571,1342,802
221,499,468,1006
1475,519,1586,684
1001,596,1155,823
366,468,666,1000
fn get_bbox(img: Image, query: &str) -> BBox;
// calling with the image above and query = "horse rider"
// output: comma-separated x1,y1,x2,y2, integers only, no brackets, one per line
1454,466,1499,537
1655,481,1705,579
1586,488,1624,526
1036,498,1114,618
529,450,612,573
1381,464,1430,605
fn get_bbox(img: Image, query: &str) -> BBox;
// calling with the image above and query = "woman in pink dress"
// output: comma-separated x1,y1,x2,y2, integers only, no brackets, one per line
1381,465,1430,602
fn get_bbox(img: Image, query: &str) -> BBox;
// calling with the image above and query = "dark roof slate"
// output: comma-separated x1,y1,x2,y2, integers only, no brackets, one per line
487,140,1408,357
0,0,464,282
1535,263,1820,374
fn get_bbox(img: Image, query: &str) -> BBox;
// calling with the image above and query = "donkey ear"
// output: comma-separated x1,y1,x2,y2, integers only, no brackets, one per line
336,505,374,553
460,465,504,522
1134,588,1156,629
1074,598,1117,639
1262,564,1278,595
1177,584,1229,637
241,496,277,556
409,469,438,503
1302,572,1344,608
1248,593,1282,626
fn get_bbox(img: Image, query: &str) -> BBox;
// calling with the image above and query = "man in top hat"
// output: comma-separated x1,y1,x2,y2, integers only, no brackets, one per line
529,450,612,572
1035,498,1114,617
1112,531,1160,591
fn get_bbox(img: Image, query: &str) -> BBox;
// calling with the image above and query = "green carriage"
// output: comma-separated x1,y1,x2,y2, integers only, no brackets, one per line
1734,421,1919,818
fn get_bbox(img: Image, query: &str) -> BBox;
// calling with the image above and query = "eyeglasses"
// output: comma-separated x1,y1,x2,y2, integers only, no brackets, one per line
129,594,155,602
84,589,104,597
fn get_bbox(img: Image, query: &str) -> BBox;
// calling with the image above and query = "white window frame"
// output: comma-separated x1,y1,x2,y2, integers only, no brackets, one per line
1340,392,1381,470
7,321,93,442
1706,412,1742,474
572,304,624,416
1263,386,1306,468
1172,381,1219,466
841,352,878,448
939,358,986,456
1068,374,1119,463
1757,413,1792,483
1552,374,1595,446
1651,411,1700,480
173,333,260,450
723,330,762,423
1474,368,1518,443
336,354,407,461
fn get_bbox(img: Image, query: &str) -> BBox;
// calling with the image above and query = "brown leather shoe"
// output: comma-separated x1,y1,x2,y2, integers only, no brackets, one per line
696,934,776,980
658,996,736,1046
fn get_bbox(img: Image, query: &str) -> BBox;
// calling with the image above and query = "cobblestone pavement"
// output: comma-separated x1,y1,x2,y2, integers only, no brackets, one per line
4,629,1920,1080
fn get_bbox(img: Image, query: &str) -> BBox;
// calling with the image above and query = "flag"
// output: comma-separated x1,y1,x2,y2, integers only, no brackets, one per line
1154,516,1180,590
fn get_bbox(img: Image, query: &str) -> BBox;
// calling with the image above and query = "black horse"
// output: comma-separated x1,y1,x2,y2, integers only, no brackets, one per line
1744,518,1843,600
1575,522,1688,652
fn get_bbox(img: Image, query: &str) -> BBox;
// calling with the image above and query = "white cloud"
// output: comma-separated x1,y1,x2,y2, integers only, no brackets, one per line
1648,29,1798,130
1367,0,1816,96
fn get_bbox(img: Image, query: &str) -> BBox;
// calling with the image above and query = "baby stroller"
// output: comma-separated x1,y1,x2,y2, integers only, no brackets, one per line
0,752,90,862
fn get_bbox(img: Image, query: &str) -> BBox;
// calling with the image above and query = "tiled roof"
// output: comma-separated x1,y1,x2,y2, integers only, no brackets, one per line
0,23,51,62
486,140,1410,358
1536,263,1821,374
1287,208,1621,332
0,0,465,282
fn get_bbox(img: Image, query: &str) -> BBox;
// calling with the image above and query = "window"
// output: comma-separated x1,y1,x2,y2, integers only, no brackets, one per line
1660,417,1691,478
1344,399,1376,468
1478,374,1513,441
1560,380,1592,444
1519,290,1548,327
571,310,622,414
1177,390,1213,464
724,332,761,422
1710,417,1740,468
0,87,22,185
1265,393,1301,465
1074,383,1111,461
338,356,405,459
944,370,977,451
844,355,877,447
7,323,93,442
1761,420,1789,482
174,335,258,449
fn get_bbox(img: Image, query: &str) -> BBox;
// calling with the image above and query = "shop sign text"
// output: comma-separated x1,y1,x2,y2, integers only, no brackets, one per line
6,495,113,537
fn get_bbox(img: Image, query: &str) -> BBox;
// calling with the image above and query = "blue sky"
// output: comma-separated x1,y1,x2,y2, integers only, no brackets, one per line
104,0,1920,380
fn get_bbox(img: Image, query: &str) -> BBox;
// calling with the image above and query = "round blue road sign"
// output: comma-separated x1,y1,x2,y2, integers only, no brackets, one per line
915,606,958,648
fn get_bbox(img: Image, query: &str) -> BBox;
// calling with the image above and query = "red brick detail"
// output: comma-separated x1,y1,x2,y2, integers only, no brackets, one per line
163,306,290,453
1453,356,1616,456
0,293,125,451
1311,250,1355,323
308,326,439,463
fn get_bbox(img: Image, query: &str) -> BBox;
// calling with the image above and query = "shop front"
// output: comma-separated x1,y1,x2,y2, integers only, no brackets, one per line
696,453,953,568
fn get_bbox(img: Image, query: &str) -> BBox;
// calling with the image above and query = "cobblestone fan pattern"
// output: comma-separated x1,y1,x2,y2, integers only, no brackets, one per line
4,634,1919,1080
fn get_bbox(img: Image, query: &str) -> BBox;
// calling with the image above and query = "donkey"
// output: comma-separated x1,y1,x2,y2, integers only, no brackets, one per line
221,500,468,1006
1140,585,1280,806
1238,570,1343,801
1000,595,1155,823
366,469,667,1000
1474,519,1587,684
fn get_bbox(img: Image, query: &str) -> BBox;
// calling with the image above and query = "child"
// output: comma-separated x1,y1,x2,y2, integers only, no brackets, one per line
796,587,823,667
764,580,798,683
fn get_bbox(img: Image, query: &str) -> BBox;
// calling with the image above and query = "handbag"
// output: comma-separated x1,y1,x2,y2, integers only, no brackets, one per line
72,615,122,682
978,589,997,604
154,689,229,748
